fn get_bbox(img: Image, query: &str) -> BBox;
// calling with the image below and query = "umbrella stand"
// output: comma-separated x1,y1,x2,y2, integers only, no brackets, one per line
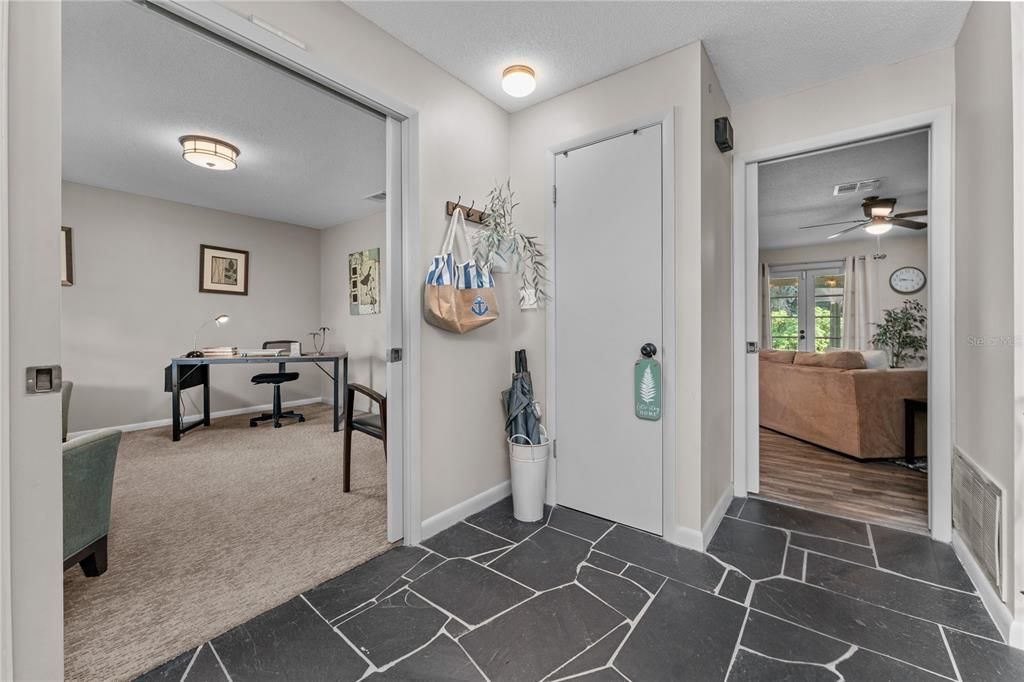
504,349,549,521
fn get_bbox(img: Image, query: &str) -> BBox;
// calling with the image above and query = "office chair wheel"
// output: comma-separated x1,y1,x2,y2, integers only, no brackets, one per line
274,422,282,428
249,420,258,427
298,416,306,423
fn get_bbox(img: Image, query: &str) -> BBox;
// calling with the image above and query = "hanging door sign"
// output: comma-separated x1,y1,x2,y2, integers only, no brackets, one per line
634,343,662,421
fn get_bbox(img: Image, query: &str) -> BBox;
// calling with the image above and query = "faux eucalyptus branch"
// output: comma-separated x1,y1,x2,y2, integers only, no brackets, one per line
474,179,550,307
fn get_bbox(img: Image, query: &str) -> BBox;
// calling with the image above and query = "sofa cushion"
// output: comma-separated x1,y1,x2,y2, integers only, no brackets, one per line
794,351,866,370
759,350,796,364
859,350,889,370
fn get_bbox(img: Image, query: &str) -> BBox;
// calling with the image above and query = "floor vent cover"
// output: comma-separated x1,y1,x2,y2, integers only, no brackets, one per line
952,448,1002,593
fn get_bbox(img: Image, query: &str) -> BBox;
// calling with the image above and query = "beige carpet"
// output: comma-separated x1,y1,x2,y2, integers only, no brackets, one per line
63,404,391,681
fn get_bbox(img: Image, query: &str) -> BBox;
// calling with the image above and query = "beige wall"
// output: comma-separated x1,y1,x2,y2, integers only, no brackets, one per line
320,211,387,412
699,47,734,522
761,235,930,359
61,182,323,432
954,1,1016,607
509,42,731,536
731,48,955,155
222,1,512,521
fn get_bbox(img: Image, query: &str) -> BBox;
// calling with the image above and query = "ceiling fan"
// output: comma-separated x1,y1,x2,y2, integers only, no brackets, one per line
797,196,928,240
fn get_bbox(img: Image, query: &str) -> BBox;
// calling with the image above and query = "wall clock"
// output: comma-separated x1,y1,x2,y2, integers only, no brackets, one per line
889,266,926,294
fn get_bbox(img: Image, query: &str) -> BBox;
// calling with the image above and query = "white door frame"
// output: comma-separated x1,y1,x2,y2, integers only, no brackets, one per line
731,108,954,542
154,0,423,544
1,2,426,675
545,111,677,540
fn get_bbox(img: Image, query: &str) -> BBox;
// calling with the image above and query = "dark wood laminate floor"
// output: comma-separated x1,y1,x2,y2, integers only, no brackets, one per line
759,428,929,532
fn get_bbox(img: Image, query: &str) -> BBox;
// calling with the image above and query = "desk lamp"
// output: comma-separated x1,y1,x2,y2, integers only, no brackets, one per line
187,314,230,357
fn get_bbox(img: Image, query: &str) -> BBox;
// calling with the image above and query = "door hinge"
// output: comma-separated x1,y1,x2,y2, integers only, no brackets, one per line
387,348,403,363
552,185,557,206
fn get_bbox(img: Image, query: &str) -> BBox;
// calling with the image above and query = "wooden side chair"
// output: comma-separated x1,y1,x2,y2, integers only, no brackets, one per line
343,383,386,492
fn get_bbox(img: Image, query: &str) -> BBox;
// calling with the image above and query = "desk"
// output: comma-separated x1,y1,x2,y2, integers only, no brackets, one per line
169,353,348,441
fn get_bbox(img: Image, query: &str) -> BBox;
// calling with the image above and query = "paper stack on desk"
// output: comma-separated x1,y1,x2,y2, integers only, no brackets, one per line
201,346,238,357
239,349,285,357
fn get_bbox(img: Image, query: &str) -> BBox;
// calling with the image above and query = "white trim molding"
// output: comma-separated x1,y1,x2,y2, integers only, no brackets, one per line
731,108,955,543
0,0,12,676
953,530,1015,644
420,480,511,541
66,397,324,441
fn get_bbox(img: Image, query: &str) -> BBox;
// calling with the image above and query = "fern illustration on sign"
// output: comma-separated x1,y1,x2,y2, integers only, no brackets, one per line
634,358,662,421
639,366,656,404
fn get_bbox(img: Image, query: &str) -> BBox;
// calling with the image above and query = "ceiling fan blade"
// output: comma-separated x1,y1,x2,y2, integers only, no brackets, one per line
827,221,870,240
797,219,867,230
892,209,927,219
890,218,928,229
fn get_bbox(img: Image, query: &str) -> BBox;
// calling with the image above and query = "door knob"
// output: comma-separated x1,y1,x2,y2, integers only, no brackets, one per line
640,343,658,358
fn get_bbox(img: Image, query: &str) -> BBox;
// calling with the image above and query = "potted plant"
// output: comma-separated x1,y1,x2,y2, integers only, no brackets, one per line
871,299,927,368
474,179,549,308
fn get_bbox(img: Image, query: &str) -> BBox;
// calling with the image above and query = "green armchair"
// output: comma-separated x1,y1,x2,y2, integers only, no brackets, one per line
63,429,121,576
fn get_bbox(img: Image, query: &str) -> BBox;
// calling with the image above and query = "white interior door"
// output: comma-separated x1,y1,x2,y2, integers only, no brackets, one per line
554,126,663,534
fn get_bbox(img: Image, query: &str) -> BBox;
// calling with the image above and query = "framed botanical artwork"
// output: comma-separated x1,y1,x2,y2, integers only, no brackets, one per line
349,247,380,315
61,226,74,287
199,244,249,295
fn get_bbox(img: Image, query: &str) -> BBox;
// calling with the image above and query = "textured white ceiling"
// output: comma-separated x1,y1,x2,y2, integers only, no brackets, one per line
759,129,929,250
63,1,385,229
347,1,970,113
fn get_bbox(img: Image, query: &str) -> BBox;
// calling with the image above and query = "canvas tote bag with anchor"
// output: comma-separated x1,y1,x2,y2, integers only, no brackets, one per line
424,207,499,333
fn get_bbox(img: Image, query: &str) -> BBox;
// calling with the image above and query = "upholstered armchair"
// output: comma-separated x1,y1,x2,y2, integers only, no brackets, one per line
63,429,121,576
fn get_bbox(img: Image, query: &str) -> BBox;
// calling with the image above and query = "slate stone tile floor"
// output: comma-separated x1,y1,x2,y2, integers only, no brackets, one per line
138,495,1024,682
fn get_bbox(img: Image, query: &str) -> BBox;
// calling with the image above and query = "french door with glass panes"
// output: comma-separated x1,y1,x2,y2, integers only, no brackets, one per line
769,266,844,352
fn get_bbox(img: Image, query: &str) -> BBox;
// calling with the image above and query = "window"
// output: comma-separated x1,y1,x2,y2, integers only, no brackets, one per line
769,266,844,352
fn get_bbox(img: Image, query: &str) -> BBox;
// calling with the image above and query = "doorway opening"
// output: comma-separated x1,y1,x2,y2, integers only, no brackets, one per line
733,112,953,542
59,2,417,679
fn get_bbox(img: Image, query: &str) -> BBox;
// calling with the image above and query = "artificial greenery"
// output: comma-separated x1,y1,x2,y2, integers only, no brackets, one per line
871,299,928,368
474,179,550,306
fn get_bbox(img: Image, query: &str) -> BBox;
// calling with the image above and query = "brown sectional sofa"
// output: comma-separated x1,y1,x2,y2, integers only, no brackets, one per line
759,350,927,460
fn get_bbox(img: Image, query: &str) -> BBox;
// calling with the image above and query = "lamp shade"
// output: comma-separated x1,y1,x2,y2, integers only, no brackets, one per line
179,135,240,171
864,217,893,235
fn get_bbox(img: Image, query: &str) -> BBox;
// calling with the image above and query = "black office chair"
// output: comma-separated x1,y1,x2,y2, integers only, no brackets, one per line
250,340,305,429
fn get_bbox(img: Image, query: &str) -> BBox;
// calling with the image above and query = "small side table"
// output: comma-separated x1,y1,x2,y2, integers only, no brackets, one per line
904,398,928,464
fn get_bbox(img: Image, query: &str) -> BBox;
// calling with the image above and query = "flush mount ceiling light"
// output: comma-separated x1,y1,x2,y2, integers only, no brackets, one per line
501,65,536,98
179,135,240,171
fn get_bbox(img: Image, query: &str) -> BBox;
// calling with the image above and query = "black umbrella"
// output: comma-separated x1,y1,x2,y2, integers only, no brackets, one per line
503,349,542,444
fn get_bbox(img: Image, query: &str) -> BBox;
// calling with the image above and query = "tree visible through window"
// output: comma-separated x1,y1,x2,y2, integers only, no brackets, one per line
769,269,844,351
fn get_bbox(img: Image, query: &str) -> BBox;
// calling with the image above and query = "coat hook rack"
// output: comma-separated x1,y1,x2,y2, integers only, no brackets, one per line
446,198,488,225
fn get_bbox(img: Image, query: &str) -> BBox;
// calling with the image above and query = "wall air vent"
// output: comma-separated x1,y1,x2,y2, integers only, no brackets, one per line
952,448,1003,595
364,191,387,202
833,178,883,197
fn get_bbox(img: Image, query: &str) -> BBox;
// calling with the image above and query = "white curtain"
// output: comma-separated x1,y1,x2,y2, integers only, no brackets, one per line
841,256,878,350
760,263,772,349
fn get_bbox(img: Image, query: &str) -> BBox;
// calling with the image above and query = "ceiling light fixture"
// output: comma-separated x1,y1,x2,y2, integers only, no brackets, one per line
502,65,536,98
179,135,240,171
864,216,893,235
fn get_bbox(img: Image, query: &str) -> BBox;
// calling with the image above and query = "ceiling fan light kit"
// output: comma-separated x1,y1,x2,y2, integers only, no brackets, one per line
801,195,928,240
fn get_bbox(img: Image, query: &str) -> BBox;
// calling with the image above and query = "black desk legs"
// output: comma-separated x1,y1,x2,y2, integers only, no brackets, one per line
333,357,341,432
171,363,181,442
203,368,211,426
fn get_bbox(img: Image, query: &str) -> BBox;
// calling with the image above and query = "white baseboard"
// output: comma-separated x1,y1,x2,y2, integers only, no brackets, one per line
700,485,735,550
668,525,704,551
67,397,325,440
421,480,511,541
952,529,1014,644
